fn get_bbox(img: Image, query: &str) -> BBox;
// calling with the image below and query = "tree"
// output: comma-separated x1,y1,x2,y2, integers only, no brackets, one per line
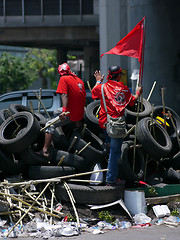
0,52,36,94
26,48,58,89
0,48,58,94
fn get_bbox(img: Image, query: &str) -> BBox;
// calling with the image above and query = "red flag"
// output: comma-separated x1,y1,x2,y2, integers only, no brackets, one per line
101,17,145,63
101,17,146,84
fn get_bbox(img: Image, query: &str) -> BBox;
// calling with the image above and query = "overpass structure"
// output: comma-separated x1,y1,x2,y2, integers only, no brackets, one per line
0,0,100,81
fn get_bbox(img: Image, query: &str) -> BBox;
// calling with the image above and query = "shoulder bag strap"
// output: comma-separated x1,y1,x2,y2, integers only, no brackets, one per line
101,84,108,114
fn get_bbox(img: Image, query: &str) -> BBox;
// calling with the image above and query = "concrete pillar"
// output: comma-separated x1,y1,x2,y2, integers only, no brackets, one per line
99,0,128,82
127,0,180,113
84,45,99,86
99,0,180,114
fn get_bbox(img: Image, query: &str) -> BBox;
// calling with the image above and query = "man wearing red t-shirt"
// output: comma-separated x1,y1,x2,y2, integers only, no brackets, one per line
91,66,142,186
39,63,86,158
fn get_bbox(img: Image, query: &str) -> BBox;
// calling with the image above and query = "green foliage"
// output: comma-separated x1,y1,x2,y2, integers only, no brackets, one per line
67,214,76,222
171,208,179,217
0,48,58,94
148,186,158,196
98,211,115,223
0,52,35,94
25,48,58,89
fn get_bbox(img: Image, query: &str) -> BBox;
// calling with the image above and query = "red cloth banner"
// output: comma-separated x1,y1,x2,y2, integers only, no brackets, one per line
101,17,145,64
101,17,146,84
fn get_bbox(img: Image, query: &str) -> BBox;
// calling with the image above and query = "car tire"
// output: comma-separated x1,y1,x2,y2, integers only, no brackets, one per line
118,140,145,181
0,109,10,126
70,128,107,164
55,183,125,205
0,149,25,176
136,117,172,159
28,165,77,180
51,149,93,172
8,103,32,114
84,100,103,135
53,128,70,151
125,98,152,124
0,112,40,153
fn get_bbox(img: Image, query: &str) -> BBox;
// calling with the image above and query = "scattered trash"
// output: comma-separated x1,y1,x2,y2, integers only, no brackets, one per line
92,229,104,234
90,163,103,185
133,213,151,225
153,205,170,218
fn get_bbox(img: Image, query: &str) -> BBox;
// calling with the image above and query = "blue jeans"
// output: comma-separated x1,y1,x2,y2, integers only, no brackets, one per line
106,136,123,183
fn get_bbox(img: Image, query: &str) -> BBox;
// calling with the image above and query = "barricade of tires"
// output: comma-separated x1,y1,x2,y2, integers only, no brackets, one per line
0,100,180,203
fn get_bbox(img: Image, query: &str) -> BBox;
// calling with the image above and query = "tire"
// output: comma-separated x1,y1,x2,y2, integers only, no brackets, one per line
8,104,47,128
52,149,93,172
55,183,125,205
8,103,32,114
0,109,10,126
125,98,152,124
19,146,52,166
33,111,47,127
0,112,40,153
170,151,180,170
53,128,70,151
28,165,77,180
70,128,107,164
118,140,145,181
153,106,180,155
84,100,103,135
136,117,172,159
0,149,25,176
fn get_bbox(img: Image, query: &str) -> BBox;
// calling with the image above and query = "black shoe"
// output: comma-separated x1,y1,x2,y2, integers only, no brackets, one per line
106,179,125,186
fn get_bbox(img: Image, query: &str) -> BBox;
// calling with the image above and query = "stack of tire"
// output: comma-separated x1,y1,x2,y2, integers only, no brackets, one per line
0,98,180,204
0,104,124,204
84,99,180,185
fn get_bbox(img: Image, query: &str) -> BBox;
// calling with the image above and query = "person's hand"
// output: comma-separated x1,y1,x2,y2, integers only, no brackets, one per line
59,112,67,121
136,86,143,94
94,70,104,83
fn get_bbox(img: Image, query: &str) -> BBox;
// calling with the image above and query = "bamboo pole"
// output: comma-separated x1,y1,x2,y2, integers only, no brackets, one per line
168,110,180,147
57,155,65,166
34,90,50,118
87,81,92,92
161,87,167,131
63,182,80,232
67,179,101,184
50,183,55,225
147,81,157,102
38,88,42,113
76,142,91,155
40,111,70,132
5,182,54,237
29,101,34,114
0,169,109,187
67,136,77,152
95,105,101,118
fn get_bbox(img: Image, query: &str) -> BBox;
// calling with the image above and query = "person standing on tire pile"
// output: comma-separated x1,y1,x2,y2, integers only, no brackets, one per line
39,63,86,158
91,66,143,186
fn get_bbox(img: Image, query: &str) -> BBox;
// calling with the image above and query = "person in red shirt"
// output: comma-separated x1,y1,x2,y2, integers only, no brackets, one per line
91,66,142,185
39,63,86,158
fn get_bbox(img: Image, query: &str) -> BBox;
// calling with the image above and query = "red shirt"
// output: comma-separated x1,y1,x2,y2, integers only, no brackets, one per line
56,75,86,121
91,80,136,129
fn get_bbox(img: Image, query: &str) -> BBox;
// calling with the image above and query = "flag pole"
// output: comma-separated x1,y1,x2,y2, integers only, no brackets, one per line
139,17,146,85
